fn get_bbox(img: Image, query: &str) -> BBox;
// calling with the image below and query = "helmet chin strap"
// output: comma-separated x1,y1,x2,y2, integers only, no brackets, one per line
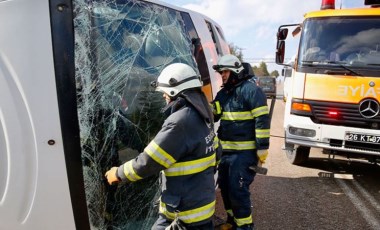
160,89,213,124
160,96,185,118
224,71,244,89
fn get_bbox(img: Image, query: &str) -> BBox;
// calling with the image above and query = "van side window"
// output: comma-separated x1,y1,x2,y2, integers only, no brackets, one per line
215,26,225,41
181,12,211,84
206,21,220,55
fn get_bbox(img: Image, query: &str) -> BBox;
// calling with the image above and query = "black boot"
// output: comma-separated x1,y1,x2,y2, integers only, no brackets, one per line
236,224,254,230
226,215,235,225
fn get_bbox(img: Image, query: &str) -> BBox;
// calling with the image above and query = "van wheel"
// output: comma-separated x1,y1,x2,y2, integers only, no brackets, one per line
286,145,310,165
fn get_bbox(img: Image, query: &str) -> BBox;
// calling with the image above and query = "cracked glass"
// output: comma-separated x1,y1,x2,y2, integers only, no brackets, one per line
73,0,199,229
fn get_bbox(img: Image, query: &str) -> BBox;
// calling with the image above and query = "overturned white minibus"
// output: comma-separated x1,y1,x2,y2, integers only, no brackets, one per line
0,0,229,229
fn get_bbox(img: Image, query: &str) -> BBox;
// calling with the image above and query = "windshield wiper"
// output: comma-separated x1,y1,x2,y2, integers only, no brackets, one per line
324,69,357,75
325,61,362,76
301,60,319,66
301,60,363,76
367,63,380,66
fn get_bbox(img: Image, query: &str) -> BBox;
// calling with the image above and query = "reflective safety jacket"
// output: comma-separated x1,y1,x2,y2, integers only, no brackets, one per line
212,79,270,151
117,92,221,225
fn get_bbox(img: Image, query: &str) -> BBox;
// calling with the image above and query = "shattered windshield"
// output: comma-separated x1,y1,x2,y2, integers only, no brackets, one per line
73,0,197,229
298,17,380,76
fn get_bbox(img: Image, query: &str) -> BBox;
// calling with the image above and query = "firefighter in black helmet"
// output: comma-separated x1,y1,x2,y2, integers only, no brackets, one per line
212,54,271,230
105,63,221,230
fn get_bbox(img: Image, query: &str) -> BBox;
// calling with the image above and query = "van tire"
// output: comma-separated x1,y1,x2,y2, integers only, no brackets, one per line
286,146,310,165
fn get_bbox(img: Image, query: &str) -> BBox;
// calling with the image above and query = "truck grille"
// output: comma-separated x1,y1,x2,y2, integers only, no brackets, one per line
307,100,380,129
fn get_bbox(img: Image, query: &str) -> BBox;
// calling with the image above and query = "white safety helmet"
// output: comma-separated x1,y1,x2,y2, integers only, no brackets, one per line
152,63,202,97
213,54,244,74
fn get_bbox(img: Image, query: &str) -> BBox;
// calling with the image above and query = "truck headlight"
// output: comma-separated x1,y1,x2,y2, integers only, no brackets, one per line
289,126,316,137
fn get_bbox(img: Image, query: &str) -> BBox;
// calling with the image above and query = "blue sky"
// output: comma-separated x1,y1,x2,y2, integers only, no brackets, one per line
158,0,367,73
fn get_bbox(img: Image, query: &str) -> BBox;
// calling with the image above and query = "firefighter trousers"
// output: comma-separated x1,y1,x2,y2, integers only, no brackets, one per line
218,151,257,229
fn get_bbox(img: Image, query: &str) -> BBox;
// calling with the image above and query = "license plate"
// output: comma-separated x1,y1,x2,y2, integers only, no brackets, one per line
345,132,380,144
262,87,272,91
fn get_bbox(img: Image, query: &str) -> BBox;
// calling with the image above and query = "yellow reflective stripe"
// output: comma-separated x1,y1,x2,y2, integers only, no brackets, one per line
211,101,222,115
226,209,234,217
159,200,215,224
221,111,253,121
251,106,269,117
234,215,253,226
214,136,220,149
220,140,256,150
123,161,142,182
164,154,216,176
256,129,270,138
215,101,222,115
144,140,176,168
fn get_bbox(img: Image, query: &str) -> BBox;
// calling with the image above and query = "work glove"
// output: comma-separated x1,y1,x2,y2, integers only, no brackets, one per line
165,218,187,230
257,149,269,164
105,167,121,185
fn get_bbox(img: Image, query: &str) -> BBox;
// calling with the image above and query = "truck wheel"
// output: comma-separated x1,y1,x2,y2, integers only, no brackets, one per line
286,145,310,165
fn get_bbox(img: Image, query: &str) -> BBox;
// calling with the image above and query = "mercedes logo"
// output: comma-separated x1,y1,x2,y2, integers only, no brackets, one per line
369,81,375,87
359,99,380,119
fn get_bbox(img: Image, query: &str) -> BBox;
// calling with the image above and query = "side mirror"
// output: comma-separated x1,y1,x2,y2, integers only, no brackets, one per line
276,40,285,64
292,26,301,37
277,28,288,40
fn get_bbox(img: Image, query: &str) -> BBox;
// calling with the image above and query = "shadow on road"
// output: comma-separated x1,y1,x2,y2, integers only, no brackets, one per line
301,157,380,175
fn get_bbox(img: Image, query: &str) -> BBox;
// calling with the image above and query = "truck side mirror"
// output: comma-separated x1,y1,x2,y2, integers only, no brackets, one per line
292,26,301,37
276,40,285,64
277,28,288,40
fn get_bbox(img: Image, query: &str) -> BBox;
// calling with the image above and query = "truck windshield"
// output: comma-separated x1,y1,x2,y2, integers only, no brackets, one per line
298,17,380,75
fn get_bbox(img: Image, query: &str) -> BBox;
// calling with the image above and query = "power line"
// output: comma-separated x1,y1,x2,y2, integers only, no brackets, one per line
244,57,292,63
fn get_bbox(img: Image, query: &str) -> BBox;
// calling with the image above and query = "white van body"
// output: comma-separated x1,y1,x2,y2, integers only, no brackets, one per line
0,0,229,229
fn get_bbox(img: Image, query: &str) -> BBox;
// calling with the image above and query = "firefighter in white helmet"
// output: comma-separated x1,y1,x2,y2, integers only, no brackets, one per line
212,54,271,230
105,63,221,230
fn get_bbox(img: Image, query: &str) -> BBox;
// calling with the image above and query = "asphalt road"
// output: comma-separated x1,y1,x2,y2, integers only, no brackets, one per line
213,83,380,230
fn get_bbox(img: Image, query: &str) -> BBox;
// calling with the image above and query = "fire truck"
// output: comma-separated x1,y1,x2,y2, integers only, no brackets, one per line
276,0,380,165
0,0,229,229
